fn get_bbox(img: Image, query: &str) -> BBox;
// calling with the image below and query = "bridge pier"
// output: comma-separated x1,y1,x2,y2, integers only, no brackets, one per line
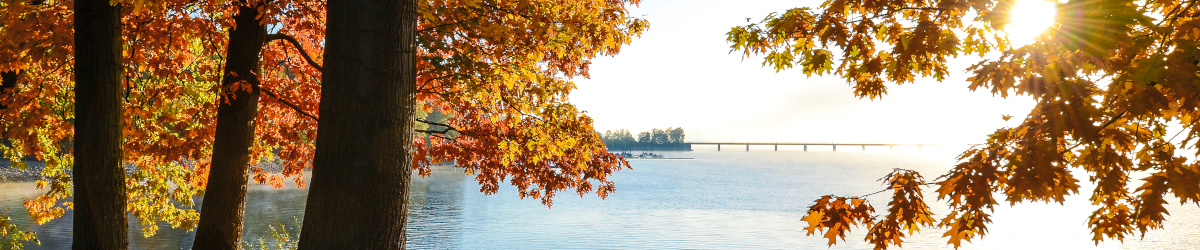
687,142,935,152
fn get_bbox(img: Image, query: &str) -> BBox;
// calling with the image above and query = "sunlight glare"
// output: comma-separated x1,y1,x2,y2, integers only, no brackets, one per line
1005,0,1058,46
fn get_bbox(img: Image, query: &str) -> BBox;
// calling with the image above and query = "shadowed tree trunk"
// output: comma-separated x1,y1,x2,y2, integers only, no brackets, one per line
0,70,16,93
72,0,127,248
297,0,417,248
192,4,267,249
1,70,18,110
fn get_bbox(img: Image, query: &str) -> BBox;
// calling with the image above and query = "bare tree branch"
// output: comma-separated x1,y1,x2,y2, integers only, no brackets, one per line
266,33,324,72
416,118,459,134
260,87,318,121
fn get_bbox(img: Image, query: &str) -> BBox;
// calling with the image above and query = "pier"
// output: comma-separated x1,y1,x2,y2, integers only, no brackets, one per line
686,142,931,151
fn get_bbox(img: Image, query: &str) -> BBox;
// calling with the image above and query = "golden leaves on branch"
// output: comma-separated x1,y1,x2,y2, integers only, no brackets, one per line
803,169,935,250
866,170,936,249
738,0,1200,247
936,145,1006,248
802,195,875,246
412,0,643,206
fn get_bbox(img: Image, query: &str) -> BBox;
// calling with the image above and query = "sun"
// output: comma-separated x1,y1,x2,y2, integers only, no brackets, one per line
1005,0,1058,46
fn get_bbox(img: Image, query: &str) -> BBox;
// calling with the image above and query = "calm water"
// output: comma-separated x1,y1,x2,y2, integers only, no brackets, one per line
3,147,1200,249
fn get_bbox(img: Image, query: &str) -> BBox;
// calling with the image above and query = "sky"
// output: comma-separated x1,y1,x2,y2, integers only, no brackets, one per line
568,0,1044,144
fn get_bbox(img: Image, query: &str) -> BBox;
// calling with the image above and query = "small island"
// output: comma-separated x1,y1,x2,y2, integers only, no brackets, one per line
600,127,690,151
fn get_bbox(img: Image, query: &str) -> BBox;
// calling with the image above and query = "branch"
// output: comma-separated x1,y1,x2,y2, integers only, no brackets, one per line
260,87,318,121
418,16,484,33
416,129,453,134
1142,113,1200,152
854,180,945,198
0,70,20,110
418,73,462,92
416,118,459,134
266,33,324,72
1059,110,1128,154
894,7,944,11
428,133,456,142
480,2,534,20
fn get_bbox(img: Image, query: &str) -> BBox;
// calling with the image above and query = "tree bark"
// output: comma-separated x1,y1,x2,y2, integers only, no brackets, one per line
72,0,127,249
297,0,417,248
192,4,266,250
0,70,16,93
1,70,18,110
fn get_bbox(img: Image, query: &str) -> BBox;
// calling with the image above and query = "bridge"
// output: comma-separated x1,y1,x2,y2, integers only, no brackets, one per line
686,142,934,151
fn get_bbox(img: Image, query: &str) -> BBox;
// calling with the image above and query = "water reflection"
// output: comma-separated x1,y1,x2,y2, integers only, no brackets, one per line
407,166,466,249
3,151,1200,249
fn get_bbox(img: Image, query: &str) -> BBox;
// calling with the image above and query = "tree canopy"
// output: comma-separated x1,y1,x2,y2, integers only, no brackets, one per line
413,0,646,205
729,0,1200,249
0,0,646,246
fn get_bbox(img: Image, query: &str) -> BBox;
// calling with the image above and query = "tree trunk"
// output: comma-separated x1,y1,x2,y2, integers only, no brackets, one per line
72,0,127,249
297,0,417,248
1,70,18,110
192,4,266,250
0,70,16,92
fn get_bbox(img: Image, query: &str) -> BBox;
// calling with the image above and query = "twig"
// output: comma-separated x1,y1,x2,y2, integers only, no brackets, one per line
416,118,454,129
1059,110,1128,154
895,7,945,11
415,118,461,135
260,87,318,121
266,33,323,72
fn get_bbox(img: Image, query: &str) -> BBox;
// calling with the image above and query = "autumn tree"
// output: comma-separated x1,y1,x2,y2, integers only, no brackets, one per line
300,0,645,247
73,0,128,247
189,2,271,248
729,0,1200,248
1,0,315,243
411,0,645,206
193,0,326,247
1,0,78,232
295,0,416,247
4,0,641,247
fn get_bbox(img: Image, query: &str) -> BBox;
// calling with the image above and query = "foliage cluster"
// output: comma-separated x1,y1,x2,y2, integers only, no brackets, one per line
729,0,1200,248
0,0,647,246
242,218,301,250
0,211,38,249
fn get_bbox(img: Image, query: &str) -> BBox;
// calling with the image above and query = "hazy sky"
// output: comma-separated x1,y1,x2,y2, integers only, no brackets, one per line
569,0,1040,144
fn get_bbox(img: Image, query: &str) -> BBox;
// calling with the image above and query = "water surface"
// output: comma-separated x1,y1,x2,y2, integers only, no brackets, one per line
3,148,1199,249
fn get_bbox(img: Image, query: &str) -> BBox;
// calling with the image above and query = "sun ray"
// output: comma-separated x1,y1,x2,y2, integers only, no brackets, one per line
1006,0,1059,46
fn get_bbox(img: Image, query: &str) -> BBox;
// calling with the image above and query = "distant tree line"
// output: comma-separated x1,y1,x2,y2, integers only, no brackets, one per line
601,127,688,151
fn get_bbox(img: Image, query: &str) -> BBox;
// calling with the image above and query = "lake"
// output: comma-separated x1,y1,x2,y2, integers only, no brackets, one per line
3,146,1200,249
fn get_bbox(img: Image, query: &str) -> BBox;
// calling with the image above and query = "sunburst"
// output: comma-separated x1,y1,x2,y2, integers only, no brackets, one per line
1005,0,1058,46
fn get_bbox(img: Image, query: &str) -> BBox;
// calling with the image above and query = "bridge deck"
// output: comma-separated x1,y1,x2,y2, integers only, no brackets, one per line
688,142,927,146
685,142,934,151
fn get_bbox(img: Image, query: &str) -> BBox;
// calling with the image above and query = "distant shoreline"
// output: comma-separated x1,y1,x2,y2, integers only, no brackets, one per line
605,144,692,152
